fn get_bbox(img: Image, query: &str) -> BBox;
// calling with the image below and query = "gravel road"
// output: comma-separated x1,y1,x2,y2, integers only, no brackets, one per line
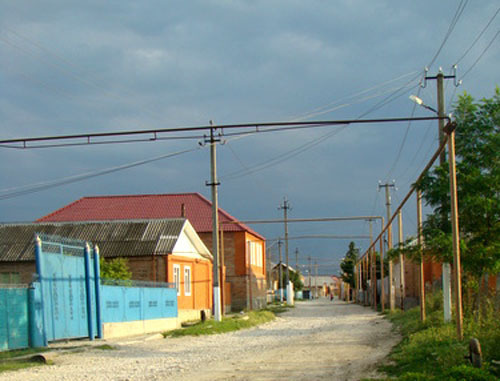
1,299,399,381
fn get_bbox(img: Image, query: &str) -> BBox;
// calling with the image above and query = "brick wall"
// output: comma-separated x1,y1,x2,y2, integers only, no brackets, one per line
0,261,36,284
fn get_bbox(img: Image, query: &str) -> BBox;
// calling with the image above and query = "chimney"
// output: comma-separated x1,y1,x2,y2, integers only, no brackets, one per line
181,203,186,218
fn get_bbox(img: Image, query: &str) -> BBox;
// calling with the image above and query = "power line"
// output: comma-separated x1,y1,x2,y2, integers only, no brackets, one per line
383,86,423,182
0,27,169,123
286,71,420,122
220,125,347,181
0,147,200,200
427,0,469,69
460,30,499,80
454,6,500,65
0,116,443,148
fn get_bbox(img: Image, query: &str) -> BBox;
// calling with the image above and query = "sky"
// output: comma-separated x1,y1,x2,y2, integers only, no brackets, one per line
1,1,499,275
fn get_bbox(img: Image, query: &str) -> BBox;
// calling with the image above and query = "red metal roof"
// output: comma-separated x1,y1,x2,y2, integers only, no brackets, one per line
36,193,265,240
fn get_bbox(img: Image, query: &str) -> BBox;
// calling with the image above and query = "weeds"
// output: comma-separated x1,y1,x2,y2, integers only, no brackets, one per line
377,291,500,380
163,310,275,338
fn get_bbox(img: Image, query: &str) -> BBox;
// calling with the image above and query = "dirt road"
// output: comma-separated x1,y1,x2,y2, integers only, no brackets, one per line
1,299,399,381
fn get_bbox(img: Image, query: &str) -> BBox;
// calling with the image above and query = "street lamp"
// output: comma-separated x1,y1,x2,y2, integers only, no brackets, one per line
409,95,438,114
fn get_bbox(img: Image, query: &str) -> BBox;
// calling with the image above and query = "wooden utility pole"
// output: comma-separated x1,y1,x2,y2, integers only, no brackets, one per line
379,182,396,311
379,235,385,311
445,122,463,340
308,255,312,297
398,210,405,310
417,189,426,321
314,261,318,298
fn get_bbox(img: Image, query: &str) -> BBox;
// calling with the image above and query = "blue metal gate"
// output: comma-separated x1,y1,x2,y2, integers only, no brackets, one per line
36,235,98,343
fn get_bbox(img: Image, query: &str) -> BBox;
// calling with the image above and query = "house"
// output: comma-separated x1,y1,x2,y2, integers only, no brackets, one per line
0,219,212,322
36,193,267,311
270,262,299,291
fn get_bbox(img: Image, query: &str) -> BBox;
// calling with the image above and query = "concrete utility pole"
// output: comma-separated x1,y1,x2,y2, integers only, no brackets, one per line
278,198,292,304
295,248,299,271
278,239,283,302
417,189,426,321
207,122,222,322
423,68,459,323
379,182,396,311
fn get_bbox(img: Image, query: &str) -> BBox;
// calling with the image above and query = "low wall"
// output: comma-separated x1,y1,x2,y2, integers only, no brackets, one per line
102,317,179,339
178,308,211,323
100,283,178,339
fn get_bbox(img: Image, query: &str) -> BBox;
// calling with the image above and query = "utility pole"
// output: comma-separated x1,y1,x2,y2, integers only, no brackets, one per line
417,189,426,321
206,122,222,322
445,121,463,340
379,233,385,311
423,68,458,323
314,261,318,298
295,248,299,271
278,239,283,302
308,255,312,298
398,210,405,310
278,198,292,304
379,181,396,311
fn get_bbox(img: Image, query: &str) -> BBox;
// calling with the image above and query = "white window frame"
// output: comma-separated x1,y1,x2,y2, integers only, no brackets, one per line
173,264,181,296
184,266,191,296
247,241,263,268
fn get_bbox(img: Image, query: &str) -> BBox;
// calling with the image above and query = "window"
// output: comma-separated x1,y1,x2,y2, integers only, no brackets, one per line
173,265,181,296
247,241,263,267
184,266,191,296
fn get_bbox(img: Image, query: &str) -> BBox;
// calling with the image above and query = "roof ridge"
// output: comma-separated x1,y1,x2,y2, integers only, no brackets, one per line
36,197,86,222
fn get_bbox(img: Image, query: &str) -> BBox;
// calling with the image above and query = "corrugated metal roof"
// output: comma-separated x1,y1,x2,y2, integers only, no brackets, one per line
36,193,266,240
0,219,187,262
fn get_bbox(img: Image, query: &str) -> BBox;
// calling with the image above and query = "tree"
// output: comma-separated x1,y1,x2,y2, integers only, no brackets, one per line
340,241,359,287
100,257,132,281
281,268,304,291
418,88,500,282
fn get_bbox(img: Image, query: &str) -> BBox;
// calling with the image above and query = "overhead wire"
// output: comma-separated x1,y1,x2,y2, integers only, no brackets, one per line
287,70,419,121
427,0,469,69
459,30,499,80
0,27,170,123
220,73,422,182
382,85,423,183
454,6,500,65
0,147,201,200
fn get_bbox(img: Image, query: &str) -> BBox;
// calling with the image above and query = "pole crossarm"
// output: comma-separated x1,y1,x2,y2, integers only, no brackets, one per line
0,116,447,148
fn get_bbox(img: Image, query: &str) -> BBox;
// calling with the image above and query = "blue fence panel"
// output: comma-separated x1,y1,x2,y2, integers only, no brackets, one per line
101,285,177,323
0,287,29,351
38,237,98,342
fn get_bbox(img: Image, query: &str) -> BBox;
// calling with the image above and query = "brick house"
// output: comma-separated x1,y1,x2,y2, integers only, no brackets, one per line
36,193,267,311
0,219,213,322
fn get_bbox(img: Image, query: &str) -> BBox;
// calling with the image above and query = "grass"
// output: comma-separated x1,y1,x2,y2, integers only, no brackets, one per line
0,347,52,373
163,309,276,338
369,292,500,380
